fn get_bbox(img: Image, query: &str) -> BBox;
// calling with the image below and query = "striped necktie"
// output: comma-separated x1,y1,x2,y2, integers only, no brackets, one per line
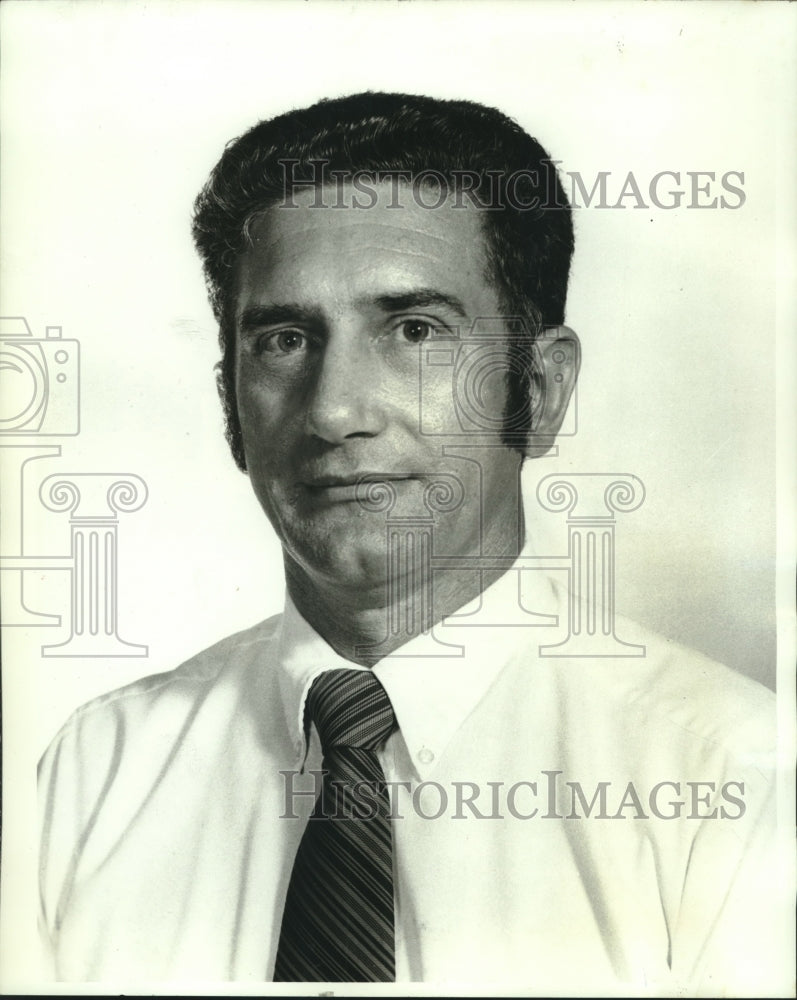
273,668,398,982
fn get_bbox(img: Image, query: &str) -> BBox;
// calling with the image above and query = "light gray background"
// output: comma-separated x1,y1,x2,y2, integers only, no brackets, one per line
1,2,794,990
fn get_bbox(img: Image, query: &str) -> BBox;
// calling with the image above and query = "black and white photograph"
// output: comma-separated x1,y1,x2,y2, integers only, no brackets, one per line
1,1,795,995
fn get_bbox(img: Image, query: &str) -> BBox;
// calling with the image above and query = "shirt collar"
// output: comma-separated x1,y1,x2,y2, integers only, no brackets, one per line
275,549,560,779
275,598,369,767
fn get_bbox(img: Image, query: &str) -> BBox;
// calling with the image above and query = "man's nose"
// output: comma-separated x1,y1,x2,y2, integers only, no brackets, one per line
304,336,387,444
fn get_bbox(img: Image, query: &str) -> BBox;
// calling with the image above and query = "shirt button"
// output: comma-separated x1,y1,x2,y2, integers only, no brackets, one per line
418,747,435,764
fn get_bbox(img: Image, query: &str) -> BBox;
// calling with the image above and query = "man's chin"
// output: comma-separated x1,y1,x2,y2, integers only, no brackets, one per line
286,526,395,598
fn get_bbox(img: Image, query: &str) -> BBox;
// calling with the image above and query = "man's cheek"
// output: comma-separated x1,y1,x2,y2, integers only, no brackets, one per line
237,384,281,436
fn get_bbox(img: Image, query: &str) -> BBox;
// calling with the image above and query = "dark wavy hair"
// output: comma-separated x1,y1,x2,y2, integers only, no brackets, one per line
192,91,574,469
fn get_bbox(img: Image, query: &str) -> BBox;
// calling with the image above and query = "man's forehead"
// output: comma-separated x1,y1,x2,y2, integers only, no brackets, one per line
235,179,495,313
244,179,488,259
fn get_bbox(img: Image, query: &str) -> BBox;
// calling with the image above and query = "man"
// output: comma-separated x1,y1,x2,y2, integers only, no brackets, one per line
38,93,784,992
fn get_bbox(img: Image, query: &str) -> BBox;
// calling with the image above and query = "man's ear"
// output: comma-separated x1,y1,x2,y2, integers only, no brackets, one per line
524,325,580,457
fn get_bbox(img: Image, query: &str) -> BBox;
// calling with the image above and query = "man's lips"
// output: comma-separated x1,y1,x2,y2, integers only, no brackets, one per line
302,473,414,488
300,473,416,503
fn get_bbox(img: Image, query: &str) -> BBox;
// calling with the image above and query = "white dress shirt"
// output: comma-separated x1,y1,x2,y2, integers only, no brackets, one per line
38,563,786,994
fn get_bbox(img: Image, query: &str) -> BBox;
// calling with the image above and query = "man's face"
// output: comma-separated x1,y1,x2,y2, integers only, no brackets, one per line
233,182,524,598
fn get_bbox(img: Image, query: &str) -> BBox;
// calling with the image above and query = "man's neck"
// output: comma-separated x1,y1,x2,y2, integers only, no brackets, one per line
285,516,525,666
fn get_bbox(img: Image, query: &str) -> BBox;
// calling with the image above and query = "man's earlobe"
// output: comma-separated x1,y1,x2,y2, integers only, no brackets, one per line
524,325,580,457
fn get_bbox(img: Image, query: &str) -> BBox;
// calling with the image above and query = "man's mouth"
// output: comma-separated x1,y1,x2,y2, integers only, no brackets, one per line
303,473,413,487
300,473,415,504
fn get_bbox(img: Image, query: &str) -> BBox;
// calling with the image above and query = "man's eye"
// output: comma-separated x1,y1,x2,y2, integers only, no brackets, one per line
261,330,306,354
398,319,435,344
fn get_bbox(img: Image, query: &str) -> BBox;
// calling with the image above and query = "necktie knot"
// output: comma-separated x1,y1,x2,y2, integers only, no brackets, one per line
307,668,396,751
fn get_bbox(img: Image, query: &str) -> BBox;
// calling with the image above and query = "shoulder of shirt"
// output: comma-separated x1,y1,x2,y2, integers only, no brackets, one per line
584,609,773,761
540,579,774,762
39,613,283,765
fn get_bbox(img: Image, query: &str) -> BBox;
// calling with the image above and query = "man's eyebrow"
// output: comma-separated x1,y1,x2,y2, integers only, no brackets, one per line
365,289,468,318
238,303,321,332
238,290,468,333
